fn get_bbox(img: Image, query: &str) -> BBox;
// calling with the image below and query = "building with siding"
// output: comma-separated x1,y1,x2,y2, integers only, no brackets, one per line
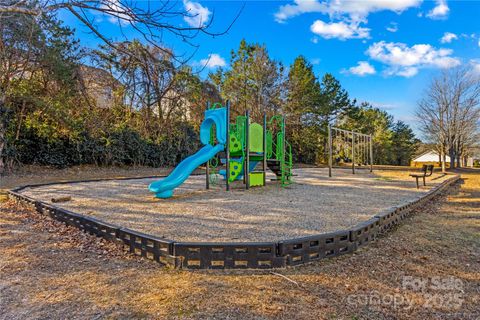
411,150,474,167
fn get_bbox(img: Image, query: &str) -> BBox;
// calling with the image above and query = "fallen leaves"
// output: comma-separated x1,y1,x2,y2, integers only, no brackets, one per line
0,170,479,319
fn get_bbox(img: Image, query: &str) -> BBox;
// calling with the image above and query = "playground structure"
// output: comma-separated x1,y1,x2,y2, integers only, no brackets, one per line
148,102,293,198
328,125,373,177
9,118,460,269
10,101,464,270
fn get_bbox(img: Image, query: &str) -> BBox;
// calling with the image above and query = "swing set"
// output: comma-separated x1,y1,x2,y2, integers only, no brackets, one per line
327,125,373,177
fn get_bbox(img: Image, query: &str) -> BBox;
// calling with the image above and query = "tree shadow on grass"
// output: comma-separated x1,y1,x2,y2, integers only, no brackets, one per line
1,174,479,320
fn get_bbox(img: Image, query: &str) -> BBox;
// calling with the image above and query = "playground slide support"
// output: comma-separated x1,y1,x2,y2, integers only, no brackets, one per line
206,102,210,190
245,110,250,189
263,112,267,186
206,160,209,189
226,100,230,191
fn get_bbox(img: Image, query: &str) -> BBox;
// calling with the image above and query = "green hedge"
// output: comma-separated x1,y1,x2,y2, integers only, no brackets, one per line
13,124,200,168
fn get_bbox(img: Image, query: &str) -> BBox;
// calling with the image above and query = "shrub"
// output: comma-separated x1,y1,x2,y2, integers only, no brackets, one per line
12,123,200,168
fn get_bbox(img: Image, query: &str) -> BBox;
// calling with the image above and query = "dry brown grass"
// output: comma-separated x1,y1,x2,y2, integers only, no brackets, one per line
0,168,479,319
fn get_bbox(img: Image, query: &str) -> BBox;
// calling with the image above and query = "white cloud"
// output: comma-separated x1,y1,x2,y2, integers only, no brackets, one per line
199,54,226,68
311,37,319,44
369,101,400,111
311,58,321,65
440,32,458,43
183,0,211,27
396,67,419,77
101,0,131,25
478,39,480,48
274,0,326,23
345,61,376,76
470,59,480,75
310,19,370,40
366,41,461,77
327,0,421,19
277,1,420,41
386,22,398,33
275,0,421,23
427,0,449,19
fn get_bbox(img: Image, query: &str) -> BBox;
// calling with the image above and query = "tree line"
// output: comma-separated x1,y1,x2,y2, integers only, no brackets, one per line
417,68,480,170
210,39,418,165
1,10,419,174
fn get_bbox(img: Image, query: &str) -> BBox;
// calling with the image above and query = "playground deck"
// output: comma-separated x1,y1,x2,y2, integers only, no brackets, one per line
19,168,450,242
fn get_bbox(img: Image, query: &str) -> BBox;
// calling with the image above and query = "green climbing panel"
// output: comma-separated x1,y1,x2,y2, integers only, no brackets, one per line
228,160,243,182
276,132,283,161
266,130,273,158
249,172,264,187
249,123,264,153
229,133,242,154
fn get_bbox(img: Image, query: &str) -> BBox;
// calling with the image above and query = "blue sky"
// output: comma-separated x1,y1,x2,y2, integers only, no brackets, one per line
59,1,480,134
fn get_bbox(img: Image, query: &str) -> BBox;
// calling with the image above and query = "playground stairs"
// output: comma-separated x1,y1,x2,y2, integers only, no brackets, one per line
267,159,282,176
267,159,291,178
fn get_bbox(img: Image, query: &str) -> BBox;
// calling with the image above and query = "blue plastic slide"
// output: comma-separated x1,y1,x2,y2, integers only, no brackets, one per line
148,107,227,198
148,144,224,198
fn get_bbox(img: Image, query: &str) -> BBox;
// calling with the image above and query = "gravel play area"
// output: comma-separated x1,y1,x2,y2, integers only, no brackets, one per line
19,168,450,242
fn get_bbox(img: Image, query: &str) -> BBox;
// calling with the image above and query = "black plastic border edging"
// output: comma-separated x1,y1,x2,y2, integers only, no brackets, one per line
7,174,460,270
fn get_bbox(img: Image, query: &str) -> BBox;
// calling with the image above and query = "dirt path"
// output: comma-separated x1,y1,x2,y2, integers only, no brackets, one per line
0,170,479,319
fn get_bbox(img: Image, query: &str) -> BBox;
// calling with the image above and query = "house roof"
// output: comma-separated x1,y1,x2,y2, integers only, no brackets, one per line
412,150,450,162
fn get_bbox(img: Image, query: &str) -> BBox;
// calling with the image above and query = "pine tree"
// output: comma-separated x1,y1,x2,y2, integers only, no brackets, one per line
391,121,419,165
319,73,355,126
209,39,284,121
285,56,322,163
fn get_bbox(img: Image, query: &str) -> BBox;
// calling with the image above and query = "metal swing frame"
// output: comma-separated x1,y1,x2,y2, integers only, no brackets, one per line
328,125,373,177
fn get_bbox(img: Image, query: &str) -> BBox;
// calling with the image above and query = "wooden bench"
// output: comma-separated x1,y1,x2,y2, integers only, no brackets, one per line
410,164,434,188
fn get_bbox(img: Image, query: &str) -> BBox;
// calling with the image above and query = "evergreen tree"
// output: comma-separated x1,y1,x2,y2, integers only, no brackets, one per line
339,103,409,164
209,39,284,120
391,121,419,165
319,73,355,126
285,56,322,163
0,12,82,171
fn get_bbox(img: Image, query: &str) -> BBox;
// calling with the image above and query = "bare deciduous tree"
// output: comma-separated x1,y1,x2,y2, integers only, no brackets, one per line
1,0,241,62
417,67,480,172
93,41,185,137
0,0,241,173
